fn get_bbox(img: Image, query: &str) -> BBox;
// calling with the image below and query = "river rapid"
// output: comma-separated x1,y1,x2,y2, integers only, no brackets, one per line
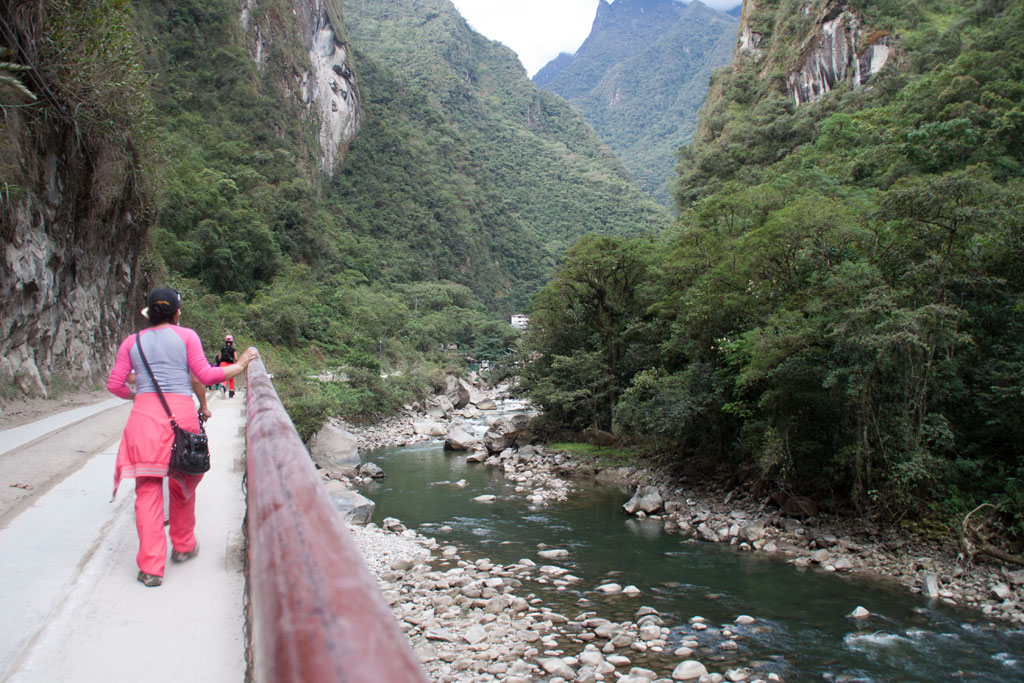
355,427,1024,682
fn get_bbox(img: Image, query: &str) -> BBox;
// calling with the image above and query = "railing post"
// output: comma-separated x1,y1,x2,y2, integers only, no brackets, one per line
244,355,428,682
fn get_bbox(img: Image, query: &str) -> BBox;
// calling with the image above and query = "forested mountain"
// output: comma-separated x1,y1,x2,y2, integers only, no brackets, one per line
534,0,737,203
2,0,668,436
520,0,1024,535
337,0,670,304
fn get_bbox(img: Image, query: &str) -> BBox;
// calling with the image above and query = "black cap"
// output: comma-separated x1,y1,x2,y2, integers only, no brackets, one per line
142,287,181,320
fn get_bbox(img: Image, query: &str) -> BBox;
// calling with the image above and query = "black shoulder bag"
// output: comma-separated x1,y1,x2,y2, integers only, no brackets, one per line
135,331,211,475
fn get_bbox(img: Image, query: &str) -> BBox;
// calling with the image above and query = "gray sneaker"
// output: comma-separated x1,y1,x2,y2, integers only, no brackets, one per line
137,570,162,587
171,542,200,563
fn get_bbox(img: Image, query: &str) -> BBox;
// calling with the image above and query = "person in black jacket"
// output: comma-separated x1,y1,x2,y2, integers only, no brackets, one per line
215,335,239,397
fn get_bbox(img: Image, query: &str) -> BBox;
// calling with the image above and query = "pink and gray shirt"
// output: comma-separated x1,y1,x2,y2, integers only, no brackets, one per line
108,326,226,399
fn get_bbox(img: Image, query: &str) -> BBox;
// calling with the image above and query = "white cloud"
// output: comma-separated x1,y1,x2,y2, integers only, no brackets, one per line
450,0,742,76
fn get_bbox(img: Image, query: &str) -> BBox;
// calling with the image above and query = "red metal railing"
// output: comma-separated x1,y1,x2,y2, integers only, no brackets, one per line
245,357,427,682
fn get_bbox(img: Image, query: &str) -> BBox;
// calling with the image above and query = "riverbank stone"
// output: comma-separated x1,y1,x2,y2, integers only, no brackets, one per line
624,486,664,515
444,424,477,451
324,481,375,524
308,421,360,471
483,418,519,453
413,419,446,436
671,660,708,680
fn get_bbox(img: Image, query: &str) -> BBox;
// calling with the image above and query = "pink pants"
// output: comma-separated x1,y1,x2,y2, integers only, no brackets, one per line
134,473,203,576
219,361,234,391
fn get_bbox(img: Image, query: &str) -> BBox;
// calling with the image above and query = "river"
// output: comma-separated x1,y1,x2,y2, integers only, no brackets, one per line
358,433,1024,681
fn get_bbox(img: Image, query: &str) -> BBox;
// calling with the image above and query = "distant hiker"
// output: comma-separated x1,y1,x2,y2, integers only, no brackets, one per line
216,335,239,398
106,288,257,587
208,346,222,392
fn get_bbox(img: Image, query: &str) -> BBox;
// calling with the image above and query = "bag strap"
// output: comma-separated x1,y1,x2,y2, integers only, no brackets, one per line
135,331,179,428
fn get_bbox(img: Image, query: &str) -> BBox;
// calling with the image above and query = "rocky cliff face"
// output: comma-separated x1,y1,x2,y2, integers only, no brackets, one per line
1,0,363,400
1,5,148,399
241,0,361,173
1,104,147,398
738,0,892,105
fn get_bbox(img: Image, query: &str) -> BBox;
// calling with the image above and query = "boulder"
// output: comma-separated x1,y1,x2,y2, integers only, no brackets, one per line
483,418,519,454
475,398,497,411
358,462,385,479
444,424,478,451
517,445,538,462
509,413,533,429
444,374,471,409
425,395,454,418
539,658,575,679
992,583,1013,601
308,422,360,472
324,480,375,525
739,521,765,542
671,660,708,681
623,486,664,515
413,419,446,437
466,449,488,463
697,523,719,543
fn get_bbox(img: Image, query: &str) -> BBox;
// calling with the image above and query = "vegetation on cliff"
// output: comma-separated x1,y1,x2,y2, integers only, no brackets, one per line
1,0,153,394
125,0,667,434
520,0,1024,535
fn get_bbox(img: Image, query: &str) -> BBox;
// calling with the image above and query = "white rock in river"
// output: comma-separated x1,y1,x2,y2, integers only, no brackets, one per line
734,614,756,625
597,583,623,594
639,623,661,640
672,660,709,680
538,548,569,559
412,419,446,436
623,485,664,514
472,494,497,503
539,657,575,678
849,606,870,619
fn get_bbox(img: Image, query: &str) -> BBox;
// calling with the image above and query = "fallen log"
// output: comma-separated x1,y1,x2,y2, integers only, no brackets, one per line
960,503,1024,568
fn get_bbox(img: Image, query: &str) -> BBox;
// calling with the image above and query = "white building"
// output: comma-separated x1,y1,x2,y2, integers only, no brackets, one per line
510,314,529,330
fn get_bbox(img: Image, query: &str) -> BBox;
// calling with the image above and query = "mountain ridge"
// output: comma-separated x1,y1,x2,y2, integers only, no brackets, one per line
534,0,738,203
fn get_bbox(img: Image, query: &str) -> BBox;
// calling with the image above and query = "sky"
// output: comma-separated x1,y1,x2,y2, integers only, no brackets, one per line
450,0,742,77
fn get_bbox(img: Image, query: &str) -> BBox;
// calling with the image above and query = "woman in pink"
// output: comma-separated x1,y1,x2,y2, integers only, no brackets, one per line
107,287,256,587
